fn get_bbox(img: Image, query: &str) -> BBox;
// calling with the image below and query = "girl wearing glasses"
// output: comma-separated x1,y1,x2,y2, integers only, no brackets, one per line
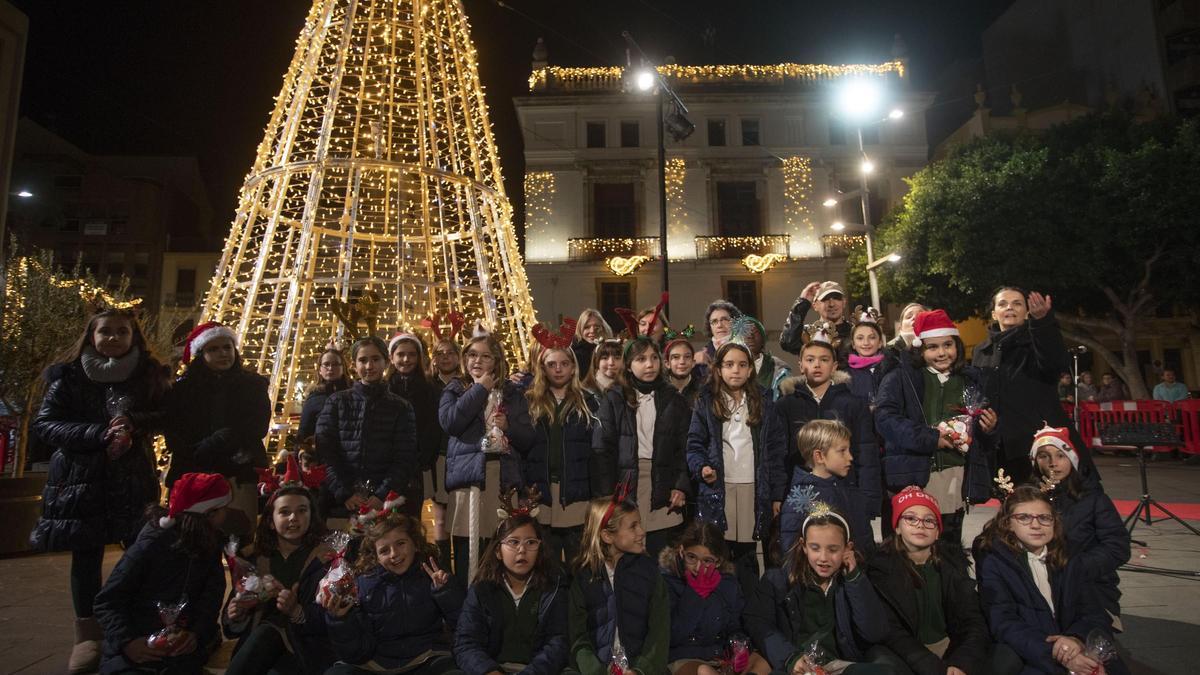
974,486,1128,675
453,513,568,675
658,521,770,675
440,335,536,583
694,299,741,366
865,487,990,675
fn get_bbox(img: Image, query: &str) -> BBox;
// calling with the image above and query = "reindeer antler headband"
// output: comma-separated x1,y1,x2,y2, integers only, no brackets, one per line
532,317,578,351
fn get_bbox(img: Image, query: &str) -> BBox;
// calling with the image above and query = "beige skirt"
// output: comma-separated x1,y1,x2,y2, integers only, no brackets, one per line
537,481,588,528
925,466,965,514
450,458,503,538
723,482,756,543
638,459,682,533
423,455,449,505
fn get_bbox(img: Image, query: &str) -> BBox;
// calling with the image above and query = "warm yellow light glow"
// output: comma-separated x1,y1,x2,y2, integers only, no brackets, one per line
529,60,906,92
861,159,875,174
606,255,650,276
635,70,656,91
741,253,789,274
823,197,839,207
200,0,537,418
831,221,846,231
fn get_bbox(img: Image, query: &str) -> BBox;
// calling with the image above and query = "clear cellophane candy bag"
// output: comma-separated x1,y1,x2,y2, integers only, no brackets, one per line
799,640,833,675
146,596,187,650
225,535,281,609
317,530,357,606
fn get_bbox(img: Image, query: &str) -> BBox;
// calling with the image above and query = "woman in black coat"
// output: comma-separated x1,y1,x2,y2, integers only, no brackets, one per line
164,322,271,537
30,309,168,674
386,333,441,516
972,288,1091,485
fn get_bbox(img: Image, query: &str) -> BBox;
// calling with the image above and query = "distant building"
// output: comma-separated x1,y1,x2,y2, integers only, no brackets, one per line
0,1,26,246
6,118,215,309
514,41,934,342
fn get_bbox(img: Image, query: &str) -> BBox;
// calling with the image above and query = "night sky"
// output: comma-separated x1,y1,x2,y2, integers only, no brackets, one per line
11,1,1013,246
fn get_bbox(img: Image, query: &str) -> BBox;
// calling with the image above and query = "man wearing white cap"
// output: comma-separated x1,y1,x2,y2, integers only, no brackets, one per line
780,280,853,364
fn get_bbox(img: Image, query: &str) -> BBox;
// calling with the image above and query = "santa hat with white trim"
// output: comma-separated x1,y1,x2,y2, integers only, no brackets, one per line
910,309,959,347
159,472,232,529
1029,423,1080,470
182,321,238,364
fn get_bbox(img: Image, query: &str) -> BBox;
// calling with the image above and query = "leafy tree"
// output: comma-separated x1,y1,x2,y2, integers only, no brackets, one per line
849,112,1200,398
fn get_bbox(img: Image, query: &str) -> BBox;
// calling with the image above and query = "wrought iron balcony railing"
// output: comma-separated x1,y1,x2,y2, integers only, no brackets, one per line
567,236,660,262
694,234,789,260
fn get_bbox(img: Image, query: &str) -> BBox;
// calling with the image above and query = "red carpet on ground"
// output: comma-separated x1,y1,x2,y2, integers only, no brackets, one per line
976,499,1200,521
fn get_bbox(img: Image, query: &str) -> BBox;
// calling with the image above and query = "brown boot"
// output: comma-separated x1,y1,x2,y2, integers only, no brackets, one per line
68,617,102,674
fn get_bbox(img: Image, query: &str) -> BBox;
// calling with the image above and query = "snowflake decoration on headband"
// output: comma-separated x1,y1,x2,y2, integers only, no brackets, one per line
727,315,758,347
799,498,851,539
785,484,818,514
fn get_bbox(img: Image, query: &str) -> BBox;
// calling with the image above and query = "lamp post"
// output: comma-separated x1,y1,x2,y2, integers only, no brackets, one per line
830,78,903,310
623,31,694,316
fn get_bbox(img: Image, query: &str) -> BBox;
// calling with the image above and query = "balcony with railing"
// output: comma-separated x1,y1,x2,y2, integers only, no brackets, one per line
694,234,789,260
821,234,867,258
567,236,660,262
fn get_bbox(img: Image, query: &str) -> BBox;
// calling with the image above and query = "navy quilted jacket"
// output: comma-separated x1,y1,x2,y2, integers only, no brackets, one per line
316,380,418,504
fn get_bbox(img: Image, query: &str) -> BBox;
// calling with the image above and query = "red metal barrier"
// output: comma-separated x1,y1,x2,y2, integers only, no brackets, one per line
1079,400,1175,451
1175,399,1200,455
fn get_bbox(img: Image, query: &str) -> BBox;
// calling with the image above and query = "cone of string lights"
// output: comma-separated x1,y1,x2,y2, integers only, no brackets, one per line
201,0,536,416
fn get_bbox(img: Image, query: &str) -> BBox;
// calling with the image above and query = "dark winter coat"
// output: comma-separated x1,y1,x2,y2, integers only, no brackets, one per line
568,553,670,675
526,401,598,509
1051,480,1130,619
687,387,787,540
439,380,536,492
327,563,464,670
298,381,348,440
572,340,596,380
316,380,418,507
778,468,874,556
743,567,889,669
846,347,901,403
94,523,226,674
223,544,336,674
866,548,990,675
972,312,1092,473
453,576,569,675
778,297,853,366
776,372,881,517
974,538,1128,675
873,361,993,503
593,384,692,511
659,553,747,663
388,371,443,471
164,360,271,485
31,357,164,552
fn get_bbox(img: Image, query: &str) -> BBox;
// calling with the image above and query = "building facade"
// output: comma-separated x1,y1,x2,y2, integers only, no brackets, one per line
514,50,934,343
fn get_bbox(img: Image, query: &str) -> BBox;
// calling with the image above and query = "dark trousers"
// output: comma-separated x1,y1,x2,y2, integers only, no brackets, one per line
727,540,761,598
545,525,583,570
326,654,457,675
224,624,299,675
452,535,490,586
71,546,106,618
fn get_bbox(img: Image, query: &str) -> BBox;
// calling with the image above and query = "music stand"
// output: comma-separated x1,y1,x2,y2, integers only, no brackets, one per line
1100,423,1200,540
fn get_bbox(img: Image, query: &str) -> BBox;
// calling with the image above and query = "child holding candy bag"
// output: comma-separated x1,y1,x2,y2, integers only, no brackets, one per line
93,473,231,674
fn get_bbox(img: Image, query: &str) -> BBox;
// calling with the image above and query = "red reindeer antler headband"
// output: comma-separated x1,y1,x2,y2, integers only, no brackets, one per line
532,317,578,350
600,471,635,529
615,292,669,339
420,311,467,341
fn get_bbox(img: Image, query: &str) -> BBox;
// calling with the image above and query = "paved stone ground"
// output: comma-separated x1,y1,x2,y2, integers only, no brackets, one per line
1,454,1196,674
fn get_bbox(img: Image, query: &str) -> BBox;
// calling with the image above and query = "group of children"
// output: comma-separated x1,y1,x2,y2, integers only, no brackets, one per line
37,291,1132,674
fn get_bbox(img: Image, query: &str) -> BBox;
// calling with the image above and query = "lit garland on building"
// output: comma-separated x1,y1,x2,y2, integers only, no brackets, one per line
664,158,687,236
694,235,790,259
2,257,143,345
567,236,659,261
782,156,815,252
200,0,537,418
529,60,905,92
524,171,556,256
740,253,789,274
606,255,650,276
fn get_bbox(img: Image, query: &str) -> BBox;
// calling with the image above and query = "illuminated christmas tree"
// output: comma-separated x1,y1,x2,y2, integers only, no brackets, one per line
201,0,536,415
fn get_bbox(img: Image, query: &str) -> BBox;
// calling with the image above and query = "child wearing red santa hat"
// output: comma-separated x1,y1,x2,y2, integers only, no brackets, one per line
163,321,271,537
93,473,232,673
1030,424,1129,629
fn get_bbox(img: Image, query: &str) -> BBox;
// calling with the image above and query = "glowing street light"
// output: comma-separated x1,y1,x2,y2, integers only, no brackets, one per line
835,78,884,123
822,197,839,208
860,159,875,174
888,108,904,120
16,190,33,198
830,221,846,232
635,69,656,92
866,251,903,271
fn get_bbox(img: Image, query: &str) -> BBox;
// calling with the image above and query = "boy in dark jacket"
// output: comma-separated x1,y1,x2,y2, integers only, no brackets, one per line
775,340,880,518
778,420,874,557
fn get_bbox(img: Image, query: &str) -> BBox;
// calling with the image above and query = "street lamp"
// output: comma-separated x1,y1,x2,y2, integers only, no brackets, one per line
865,252,902,271
623,31,695,316
833,77,903,310
15,190,32,198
